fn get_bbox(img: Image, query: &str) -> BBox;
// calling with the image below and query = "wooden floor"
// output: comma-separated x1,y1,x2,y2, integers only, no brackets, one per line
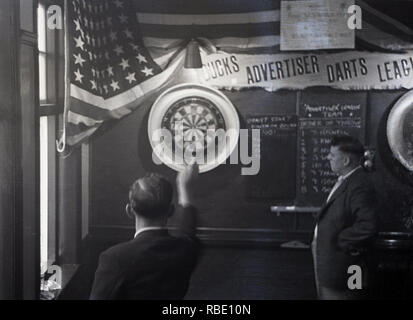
185,247,316,300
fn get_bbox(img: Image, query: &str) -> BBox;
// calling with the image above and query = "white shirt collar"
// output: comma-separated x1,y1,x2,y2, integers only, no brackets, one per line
340,166,362,181
134,227,166,238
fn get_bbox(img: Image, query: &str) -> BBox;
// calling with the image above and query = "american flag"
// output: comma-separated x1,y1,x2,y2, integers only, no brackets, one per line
60,0,413,150
61,0,184,149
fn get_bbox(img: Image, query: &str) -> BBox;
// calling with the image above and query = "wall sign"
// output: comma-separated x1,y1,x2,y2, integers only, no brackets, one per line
280,0,355,51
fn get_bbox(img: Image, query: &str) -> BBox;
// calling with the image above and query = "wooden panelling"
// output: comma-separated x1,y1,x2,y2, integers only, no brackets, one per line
0,0,19,300
20,0,35,33
20,42,40,299
58,148,82,264
0,0,41,299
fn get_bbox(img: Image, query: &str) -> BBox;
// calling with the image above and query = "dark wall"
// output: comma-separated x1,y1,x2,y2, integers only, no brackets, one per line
89,86,413,237
90,89,298,231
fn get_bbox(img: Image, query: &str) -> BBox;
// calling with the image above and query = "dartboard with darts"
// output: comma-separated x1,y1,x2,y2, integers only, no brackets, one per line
148,83,240,173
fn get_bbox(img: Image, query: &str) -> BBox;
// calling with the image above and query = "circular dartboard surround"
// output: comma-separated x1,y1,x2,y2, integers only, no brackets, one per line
387,90,413,172
148,83,240,173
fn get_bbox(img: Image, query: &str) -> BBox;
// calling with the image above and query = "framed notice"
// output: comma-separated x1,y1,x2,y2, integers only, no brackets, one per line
280,0,355,51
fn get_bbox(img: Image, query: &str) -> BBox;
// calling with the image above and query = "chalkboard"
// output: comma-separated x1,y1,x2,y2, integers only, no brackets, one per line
297,101,366,206
245,114,297,200
243,94,366,207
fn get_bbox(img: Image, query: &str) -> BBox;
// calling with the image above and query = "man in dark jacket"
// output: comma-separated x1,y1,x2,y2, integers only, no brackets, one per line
90,164,200,300
312,136,377,300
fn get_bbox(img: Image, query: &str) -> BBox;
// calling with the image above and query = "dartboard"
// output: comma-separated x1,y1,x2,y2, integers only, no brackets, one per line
161,96,226,158
148,83,240,173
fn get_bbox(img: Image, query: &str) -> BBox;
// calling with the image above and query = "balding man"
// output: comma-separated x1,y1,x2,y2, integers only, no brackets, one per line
90,164,200,300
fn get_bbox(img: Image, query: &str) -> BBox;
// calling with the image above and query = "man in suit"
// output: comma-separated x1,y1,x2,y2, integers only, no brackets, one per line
90,164,200,300
312,135,377,300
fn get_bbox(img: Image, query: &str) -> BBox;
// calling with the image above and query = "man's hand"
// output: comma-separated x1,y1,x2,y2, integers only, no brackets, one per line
176,163,199,207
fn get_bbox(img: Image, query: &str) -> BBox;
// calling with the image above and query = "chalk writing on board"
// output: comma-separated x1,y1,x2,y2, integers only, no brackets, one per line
246,114,297,200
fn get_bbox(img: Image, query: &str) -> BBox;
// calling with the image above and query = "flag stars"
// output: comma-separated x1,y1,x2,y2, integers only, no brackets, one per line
110,80,120,91
74,36,85,50
114,0,123,8
141,66,153,77
125,72,136,84
107,65,114,76
103,85,108,94
109,31,117,41
119,58,130,70
107,17,113,26
129,43,139,51
74,69,84,83
123,29,133,39
119,13,128,24
136,53,147,64
90,79,97,90
73,53,86,66
113,45,124,56
74,19,81,31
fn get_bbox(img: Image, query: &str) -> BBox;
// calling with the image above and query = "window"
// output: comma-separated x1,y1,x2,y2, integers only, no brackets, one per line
38,2,61,276
38,2,85,298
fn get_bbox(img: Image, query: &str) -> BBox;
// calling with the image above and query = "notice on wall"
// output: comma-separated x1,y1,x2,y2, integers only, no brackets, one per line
280,0,355,51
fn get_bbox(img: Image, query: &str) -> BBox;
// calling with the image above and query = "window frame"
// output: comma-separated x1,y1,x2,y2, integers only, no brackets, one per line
38,0,63,276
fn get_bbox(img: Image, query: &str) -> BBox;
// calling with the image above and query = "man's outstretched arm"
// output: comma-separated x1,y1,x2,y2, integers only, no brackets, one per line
175,163,199,238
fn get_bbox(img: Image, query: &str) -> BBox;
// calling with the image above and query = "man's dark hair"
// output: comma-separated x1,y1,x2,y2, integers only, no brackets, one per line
128,173,173,219
331,135,364,163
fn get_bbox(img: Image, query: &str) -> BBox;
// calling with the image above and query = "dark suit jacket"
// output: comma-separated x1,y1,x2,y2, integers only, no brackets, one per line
313,168,377,289
90,207,200,300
